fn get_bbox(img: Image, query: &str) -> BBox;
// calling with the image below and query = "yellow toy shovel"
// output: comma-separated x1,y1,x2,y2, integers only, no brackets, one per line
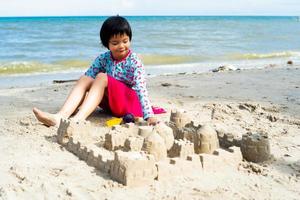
105,117,122,127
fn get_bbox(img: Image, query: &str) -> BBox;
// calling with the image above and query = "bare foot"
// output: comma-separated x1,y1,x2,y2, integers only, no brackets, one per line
33,107,61,127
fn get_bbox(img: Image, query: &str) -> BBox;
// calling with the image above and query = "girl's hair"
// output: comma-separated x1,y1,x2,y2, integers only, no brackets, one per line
100,16,132,49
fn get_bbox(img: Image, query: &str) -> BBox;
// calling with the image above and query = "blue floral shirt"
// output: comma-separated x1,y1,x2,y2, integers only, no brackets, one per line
85,50,154,119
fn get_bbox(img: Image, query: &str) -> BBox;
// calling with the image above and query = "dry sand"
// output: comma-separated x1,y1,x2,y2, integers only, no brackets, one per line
0,66,299,199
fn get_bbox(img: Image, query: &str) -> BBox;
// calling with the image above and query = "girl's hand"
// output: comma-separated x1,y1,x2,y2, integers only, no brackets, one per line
147,117,158,126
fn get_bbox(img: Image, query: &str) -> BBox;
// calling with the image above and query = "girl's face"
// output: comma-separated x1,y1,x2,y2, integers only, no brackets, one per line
108,33,131,61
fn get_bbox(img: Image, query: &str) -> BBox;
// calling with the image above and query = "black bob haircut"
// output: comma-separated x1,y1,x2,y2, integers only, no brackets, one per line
100,16,132,49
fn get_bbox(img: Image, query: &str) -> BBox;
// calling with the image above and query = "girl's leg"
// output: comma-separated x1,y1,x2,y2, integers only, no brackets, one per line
57,75,94,117
72,73,108,121
33,75,94,126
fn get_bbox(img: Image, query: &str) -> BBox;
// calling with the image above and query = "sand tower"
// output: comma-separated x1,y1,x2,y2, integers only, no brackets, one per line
142,131,167,161
170,109,190,129
241,132,270,163
194,124,219,154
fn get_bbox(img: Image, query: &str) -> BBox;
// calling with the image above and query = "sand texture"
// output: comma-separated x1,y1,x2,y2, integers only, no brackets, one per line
0,67,299,199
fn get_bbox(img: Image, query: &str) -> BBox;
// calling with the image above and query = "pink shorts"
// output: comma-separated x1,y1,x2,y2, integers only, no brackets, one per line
100,75,143,118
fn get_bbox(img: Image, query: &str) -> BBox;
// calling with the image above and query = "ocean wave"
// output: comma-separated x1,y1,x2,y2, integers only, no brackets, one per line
53,60,90,68
0,51,298,76
0,61,51,75
229,51,300,60
0,61,87,75
0,55,199,75
141,54,200,65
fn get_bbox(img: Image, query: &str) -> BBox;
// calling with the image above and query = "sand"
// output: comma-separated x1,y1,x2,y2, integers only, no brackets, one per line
0,66,299,199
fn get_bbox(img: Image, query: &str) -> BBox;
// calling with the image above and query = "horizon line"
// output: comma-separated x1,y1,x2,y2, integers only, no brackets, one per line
0,14,299,18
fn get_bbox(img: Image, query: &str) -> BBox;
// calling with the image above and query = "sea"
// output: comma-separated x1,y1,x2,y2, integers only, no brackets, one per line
0,16,300,88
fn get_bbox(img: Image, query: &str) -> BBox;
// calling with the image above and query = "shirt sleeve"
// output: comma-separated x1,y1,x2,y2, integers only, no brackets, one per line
84,53,106,79
132,54,154,119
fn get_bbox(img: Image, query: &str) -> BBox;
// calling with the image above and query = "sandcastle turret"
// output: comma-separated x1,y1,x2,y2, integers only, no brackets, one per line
194,124,219,154
170,109,190,129
57,119,94,145
169,109,191,138
241,132,271,163
138,126,153,138
153,122,175,150
142,131,167,161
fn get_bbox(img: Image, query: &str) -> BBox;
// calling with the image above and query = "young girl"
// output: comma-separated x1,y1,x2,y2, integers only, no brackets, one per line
33,16,157,126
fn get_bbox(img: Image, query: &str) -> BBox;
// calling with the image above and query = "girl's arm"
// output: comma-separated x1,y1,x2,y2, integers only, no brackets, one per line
132,54,154,120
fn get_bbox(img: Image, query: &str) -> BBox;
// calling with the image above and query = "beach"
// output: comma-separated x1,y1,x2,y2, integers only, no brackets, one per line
1,15,300,199
0,66,299,199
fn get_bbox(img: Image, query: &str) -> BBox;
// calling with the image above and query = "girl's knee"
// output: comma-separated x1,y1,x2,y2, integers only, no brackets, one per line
79,75,94,83
76,75,94,89
95,73,108,86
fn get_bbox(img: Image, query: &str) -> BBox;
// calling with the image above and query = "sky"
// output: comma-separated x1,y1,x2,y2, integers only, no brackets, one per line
0,0,299,17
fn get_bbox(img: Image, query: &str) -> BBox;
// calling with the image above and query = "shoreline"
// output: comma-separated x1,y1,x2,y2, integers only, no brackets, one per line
0,59,298,89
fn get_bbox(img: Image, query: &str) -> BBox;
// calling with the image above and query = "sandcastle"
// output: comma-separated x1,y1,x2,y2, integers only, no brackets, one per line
240,132,271,162
217,130,271,163
56,109,271,186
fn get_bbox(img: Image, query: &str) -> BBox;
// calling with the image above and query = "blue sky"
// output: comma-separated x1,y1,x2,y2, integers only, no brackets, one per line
0,0,299,16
